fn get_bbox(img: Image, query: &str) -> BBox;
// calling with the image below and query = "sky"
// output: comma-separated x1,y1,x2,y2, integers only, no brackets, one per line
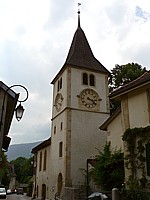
1,0,150,144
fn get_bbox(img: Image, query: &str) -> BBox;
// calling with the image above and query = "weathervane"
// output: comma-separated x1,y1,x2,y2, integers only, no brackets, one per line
78,3,81,12
78,3,81,28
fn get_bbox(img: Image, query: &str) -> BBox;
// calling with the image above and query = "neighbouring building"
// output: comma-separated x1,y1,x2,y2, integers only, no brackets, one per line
100,71,150,190
32,11,110,200
32,138,51,199
0,81,19,161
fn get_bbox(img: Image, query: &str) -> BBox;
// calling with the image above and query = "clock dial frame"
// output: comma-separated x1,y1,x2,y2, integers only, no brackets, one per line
80,89,99,108
55,93,63,112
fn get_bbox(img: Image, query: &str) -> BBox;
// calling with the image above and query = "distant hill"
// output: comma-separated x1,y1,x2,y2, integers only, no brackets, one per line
6,141,42,161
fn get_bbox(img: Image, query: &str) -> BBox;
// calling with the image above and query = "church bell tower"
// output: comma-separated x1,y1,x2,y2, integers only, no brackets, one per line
50,7,110,197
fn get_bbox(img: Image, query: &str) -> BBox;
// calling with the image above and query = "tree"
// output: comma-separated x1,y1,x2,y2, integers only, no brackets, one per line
92,143,124,191
11,156,33,184
0,152,10,188
109,63,147,112
109,62,147,91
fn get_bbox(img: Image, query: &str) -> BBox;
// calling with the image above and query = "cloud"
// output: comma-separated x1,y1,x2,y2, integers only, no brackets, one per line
135,6,150,22
1,0,150,144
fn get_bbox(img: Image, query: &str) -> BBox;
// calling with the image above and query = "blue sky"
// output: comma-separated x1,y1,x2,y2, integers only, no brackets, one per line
1,0,150,144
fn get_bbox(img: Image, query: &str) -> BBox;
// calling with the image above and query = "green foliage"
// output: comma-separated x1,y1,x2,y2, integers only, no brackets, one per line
0,152,10,188
27,179,33,197
123,190,150,200
11,156,33,184
109,62,147,113
122,126,150,189
92,143,124,191
109,62,147,91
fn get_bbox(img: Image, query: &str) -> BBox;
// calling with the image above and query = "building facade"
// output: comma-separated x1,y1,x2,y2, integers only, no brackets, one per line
32,11,110,200
101,71,150,189
0,81,19,161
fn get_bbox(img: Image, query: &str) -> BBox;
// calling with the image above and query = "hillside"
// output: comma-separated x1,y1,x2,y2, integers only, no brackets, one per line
6,141,42,161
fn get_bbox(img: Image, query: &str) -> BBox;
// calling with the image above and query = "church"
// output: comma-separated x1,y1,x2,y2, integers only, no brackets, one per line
32,9,110,200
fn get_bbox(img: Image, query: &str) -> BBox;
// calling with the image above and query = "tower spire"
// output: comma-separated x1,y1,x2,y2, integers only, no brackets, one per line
77,3,81,28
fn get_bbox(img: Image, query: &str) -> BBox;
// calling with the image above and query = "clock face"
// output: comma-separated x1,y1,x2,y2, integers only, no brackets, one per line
80,89,98,108
55,93,63,111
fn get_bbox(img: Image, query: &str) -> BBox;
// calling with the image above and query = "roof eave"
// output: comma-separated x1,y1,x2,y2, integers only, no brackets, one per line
31,138,51,153
110,81,150,100
99,107,121,131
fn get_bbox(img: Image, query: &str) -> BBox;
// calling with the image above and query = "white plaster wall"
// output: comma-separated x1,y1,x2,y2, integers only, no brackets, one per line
49,109,70,199
107,112,124,150
70,110,108,185
128,89,149,128
50,66,110,198
70,68,109,113
52,69,68,118
36,145,51,200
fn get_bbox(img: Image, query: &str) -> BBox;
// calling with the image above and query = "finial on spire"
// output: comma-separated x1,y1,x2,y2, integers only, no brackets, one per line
77,3,81,28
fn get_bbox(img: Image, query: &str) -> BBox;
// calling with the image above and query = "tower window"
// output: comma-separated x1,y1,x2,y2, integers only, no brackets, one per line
57,81,60,92
57,77,62,92
43,150,47,171
60,77,62,89
60,122,63,131
39,152,42,171
90,74,95,86
59,142,63,157
83,73,88,85
54,126,56,134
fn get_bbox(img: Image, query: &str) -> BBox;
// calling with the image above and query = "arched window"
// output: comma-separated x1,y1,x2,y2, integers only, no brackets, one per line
83,73,88,85
42,184,46,200
57,173,63,196
90,74,95,86
43,150,47,171
59,142,63,157
39,152,42,171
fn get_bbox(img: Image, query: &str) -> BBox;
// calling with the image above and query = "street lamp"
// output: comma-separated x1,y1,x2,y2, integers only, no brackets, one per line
15,103,25,122
0,84,29,160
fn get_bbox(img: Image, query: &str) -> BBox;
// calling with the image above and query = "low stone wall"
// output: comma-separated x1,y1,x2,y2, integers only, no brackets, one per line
63,186,85,200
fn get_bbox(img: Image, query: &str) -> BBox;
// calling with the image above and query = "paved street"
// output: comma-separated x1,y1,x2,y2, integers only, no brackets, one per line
4,194,31,200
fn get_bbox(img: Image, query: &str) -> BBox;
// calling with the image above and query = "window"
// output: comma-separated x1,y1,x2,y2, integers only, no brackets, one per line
90,74,95,86
54,126,56,134
59,142,63,157
39,152,42,171
57,77,62,92
82,73,95,86
43,150,47,171
83,73,88,85
60,77,62,89
60,122,63,131
57,81,59,92
57,173,63,196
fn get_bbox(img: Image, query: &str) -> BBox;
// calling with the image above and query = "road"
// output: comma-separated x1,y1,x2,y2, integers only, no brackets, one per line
4,194,31,200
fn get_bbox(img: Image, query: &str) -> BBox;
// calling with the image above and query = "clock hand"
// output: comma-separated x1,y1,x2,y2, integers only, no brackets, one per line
87,97,96,105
